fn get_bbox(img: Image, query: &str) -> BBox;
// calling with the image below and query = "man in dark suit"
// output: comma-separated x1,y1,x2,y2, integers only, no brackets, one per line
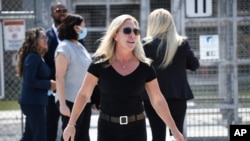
43,2,68,141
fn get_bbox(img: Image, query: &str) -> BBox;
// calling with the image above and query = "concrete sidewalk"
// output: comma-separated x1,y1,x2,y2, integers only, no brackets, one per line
1,109,233,141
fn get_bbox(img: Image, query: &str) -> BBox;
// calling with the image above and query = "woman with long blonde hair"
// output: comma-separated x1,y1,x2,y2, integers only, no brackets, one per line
63,14,184,141
143,8,200,141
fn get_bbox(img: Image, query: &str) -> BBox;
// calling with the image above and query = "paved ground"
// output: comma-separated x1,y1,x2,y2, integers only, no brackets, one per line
0,110,166,141
1,108,242,141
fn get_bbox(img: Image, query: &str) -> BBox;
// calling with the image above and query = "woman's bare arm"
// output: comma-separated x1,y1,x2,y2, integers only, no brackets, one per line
145,79,184,141
55,53,69,116
63,72,98,141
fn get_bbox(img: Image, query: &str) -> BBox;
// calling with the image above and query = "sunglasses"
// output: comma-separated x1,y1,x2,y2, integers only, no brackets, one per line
38,35,48,40
54,8,67,13
123,27,140,36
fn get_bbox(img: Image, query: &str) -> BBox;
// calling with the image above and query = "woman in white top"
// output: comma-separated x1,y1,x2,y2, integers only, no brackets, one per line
55,13,92,141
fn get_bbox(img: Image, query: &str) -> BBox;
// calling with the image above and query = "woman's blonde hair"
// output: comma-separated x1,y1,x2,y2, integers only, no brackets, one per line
144,8,187,68
93,14,151,66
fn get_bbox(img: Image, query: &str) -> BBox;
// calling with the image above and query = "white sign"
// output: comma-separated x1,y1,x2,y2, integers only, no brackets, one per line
186,0,212,17
3,20,25,51
200,35,219,60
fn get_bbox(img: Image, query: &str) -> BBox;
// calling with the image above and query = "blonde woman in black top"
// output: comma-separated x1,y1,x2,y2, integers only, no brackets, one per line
63,14,184,141
143,8,200,141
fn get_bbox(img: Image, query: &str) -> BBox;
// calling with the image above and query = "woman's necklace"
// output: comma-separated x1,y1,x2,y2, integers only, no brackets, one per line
118,59,132,70
113,56,133,70
122,64,127,69
121,59,133,69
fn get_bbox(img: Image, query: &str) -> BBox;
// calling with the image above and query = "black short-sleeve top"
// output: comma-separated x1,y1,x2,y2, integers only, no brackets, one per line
88,61,156,116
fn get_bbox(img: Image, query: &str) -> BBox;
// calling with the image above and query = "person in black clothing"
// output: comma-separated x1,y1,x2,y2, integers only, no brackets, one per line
43,2,68,141
142,8,200,141
16,27,56,141
62,14,184,141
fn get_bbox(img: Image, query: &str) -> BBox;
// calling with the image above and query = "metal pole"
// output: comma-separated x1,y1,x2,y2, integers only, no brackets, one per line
140,0,150,37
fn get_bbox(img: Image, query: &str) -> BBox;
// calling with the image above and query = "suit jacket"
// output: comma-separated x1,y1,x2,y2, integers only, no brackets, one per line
19,53,51,105
44,27,58,80
143,38,200,100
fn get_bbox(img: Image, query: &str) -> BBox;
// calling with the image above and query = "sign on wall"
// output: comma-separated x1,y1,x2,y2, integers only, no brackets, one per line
186,0,212,17
3,20,25,51
200,35,219,60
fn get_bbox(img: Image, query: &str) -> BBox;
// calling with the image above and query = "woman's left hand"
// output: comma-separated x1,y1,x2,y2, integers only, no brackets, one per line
172,129,185,141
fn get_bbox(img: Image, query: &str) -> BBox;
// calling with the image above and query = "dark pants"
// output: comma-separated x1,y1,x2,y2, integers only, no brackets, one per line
97,118,147,141
143,99,187,141
20,104,47,141
46,95,60,141
60,101,92,141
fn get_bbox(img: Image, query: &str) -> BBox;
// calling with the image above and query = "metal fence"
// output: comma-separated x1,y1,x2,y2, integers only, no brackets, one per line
0,0,250,141
0,0,36,140
184,0,250,140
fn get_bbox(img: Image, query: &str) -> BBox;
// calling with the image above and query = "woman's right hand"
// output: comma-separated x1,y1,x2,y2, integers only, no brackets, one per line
59,105,71,117
50,80,56,91
63,125,75,141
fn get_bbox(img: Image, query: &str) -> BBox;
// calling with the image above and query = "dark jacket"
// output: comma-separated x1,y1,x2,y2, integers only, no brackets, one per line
44,27,58,80
143,38,200,100
19,53,51,105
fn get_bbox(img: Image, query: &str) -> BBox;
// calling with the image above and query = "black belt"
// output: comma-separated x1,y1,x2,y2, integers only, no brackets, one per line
100,112,145,125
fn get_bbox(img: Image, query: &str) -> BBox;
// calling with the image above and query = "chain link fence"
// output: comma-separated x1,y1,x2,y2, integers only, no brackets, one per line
0,0,249,141
184,0,250,140
0,0,36,140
